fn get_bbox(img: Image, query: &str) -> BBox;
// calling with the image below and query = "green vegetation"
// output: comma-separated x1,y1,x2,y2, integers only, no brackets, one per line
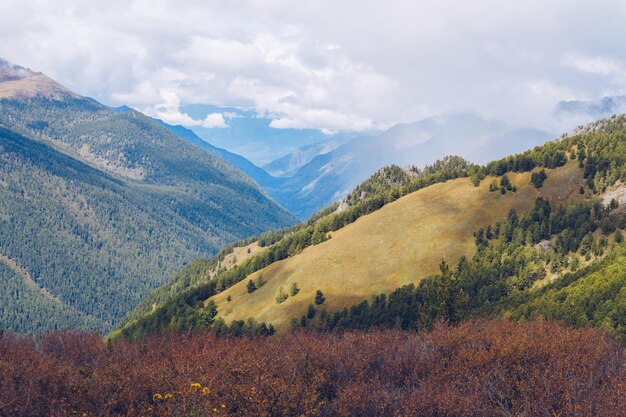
475,116,626,194
315,290,326,305
275,287,288,304
500,174,515,193
0,259,100,333
531,169,548,188
289,282,300,296
119,155,479,334
320,196,626,340
508,254,626,337
0,126,212,333
118,116,626,340
0,93,295,334
343,156,475,206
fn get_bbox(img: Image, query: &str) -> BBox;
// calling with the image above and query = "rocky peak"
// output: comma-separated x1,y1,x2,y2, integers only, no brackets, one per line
0,58,80,100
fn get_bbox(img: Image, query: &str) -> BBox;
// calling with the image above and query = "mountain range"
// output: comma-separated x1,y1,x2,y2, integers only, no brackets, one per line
171,110,553,219
259,114,553,218
0,59,295,333
2,57,614,338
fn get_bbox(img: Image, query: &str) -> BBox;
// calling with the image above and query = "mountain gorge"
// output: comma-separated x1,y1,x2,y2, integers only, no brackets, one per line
0,59,296,333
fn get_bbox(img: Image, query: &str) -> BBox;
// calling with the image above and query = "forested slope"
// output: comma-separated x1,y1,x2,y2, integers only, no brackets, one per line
117,115,626,339
0,61,296,334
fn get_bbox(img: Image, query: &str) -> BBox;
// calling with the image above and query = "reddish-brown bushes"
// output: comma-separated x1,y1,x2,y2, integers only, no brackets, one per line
0,320,624,416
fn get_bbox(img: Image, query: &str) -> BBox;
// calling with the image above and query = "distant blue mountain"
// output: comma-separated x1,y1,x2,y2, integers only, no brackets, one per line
152,108,555,221
260,114,554,219
262,134,356,177
557,96,626,118
181,104,330,165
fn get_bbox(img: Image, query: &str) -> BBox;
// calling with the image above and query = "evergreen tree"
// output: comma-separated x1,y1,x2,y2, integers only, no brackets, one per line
315,290,326,305
500,174,513,191
531,169,548,188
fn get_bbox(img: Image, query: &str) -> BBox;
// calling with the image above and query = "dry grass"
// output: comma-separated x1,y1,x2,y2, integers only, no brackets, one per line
0,72,78,100
208,162,585,331
207,242,264,280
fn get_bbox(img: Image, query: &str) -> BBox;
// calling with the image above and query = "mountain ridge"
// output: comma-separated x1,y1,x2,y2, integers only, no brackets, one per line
0,59,296,334
116,115,626,339
261,113,553,218
0,58,79,100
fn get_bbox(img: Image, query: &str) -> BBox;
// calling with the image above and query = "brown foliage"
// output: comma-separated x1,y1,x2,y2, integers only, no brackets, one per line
0,320,624,416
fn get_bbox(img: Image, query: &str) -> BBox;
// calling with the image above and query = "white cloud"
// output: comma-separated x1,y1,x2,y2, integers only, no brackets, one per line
564,55,622,76
148,90,200,126
202,113,229,128
269,109,373,132
2,0,626,134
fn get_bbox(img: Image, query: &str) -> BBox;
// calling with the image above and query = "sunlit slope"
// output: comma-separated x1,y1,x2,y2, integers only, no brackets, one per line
209,162,584,330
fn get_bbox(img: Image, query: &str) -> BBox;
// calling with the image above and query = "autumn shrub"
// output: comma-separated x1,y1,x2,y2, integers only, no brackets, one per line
0,320,624,416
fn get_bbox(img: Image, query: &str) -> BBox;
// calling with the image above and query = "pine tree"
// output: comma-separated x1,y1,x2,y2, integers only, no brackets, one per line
531,170,548,188
315,290,326,305
500,174,513,191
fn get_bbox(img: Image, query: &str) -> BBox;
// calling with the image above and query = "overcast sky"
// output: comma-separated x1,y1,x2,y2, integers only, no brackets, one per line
2,0,626,134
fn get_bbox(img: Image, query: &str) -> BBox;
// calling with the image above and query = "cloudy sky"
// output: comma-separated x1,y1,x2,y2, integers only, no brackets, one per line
2,0,626,134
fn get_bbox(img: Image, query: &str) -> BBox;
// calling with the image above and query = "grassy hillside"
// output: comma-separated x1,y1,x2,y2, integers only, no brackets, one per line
118,115,626,339
117,157,475,333
208,162,584,331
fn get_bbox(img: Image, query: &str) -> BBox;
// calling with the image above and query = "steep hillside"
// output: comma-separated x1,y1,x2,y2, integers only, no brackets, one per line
117,115,626,339
207,162,583,331
116,157,473,331
508,252,626,336
155,120,280,192
0,60,295,334
0,97,295,239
